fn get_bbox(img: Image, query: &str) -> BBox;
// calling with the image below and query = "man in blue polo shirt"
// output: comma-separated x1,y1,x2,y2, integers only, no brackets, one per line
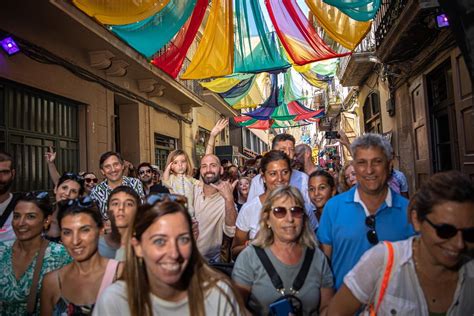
317,133,415,289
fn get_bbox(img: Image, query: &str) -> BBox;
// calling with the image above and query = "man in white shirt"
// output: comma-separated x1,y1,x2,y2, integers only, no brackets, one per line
248,134,310,204
0,152,19,242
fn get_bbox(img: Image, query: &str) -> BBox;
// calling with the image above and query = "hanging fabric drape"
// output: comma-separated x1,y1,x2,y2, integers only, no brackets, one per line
235,0,290,73
227,73,271,109
200,74,254,93
309,59,339,76
110,0,196,58
306,0,371,50
219,77,256,98
265,0,350,66
151,0,208,78
322,0,381,21
72,0,170,25
283,69,305,104
181,0,234,79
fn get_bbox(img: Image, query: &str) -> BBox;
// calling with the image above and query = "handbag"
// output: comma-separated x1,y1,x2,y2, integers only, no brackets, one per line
26,239,50,315
254,246,315,316
362,241,395,316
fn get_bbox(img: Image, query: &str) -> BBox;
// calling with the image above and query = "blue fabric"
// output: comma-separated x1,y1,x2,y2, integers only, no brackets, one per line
316,186,414,289
219,76,256,98
110,0,197,58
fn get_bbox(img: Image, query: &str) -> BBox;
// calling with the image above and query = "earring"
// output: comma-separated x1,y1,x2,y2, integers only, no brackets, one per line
267,224,271,229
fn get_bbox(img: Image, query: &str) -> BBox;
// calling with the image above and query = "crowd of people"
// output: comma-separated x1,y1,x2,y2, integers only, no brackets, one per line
0,118,473,315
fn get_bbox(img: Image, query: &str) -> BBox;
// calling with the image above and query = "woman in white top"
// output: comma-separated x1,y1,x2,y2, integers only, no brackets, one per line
93,195,243,316
328,170,474,315
232,150,292,258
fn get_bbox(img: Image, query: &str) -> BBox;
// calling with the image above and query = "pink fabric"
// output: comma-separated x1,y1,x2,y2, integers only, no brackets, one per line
96,259,119,301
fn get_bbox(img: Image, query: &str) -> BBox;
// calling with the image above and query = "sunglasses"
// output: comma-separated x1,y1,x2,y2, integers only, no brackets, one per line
66,196,95,208
139,169,152,175
63,172,84,182
84,178,98,184
425,217,474,243
25,191,49,201
145,193,188,207
271,206,305,219
365,215,379,245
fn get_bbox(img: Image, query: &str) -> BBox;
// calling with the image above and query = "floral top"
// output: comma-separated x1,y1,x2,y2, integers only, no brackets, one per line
0,240,72,315
162,174,200,217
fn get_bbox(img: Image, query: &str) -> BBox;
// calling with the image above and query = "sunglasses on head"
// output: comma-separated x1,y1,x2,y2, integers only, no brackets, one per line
271,206,305,219
424,217,474,243
365,215,379,245
66,196,95,208
145,193,188,207
84,178,98,184
25,191,49,201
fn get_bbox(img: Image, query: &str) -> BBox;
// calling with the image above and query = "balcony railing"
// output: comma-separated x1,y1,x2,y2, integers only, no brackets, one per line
337,27,376,80
374,0,409,48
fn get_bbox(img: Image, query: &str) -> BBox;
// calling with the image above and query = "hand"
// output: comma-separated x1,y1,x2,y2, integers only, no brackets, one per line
210,118,229,137
210,180,237,202
44,146,56,163
192,218,199,240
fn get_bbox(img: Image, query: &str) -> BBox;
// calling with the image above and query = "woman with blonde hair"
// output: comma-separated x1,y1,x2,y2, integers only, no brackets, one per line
338,162,357,193
93,195,243,316
232,186,334,315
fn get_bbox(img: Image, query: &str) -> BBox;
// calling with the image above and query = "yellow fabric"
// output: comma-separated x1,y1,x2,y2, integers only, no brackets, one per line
232,73,270,109
200,77,243,93
72,0,170,25
300,71,328,89
181,0,234,80
306,0,371,50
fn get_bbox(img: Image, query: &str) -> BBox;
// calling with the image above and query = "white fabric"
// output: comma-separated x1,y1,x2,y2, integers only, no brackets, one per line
0,194,15,243
354,187,392,216
248,170,310,205
236,196,262,240
93,280,241,316
344,237,474,315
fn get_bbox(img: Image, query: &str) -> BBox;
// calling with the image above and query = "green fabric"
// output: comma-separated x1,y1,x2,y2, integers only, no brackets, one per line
311,59,339,76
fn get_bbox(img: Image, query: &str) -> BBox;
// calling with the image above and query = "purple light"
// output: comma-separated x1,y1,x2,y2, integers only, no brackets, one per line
436,14,449,28
0,37,20,55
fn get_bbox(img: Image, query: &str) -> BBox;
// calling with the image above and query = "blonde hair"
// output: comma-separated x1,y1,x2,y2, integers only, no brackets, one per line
166,149,194,177
338,162,354,193
124,201,243,316
253,186,317,249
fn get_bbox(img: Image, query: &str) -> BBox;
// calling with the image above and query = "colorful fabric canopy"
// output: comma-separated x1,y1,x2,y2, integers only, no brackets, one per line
234,0,290,73
110,0,196,58
265,0,350,66
306,0,371,50
181,0,234,79
72,0,170,25
151,0,208,78
200,74,254,93
323,0,381,21
225,73,271,109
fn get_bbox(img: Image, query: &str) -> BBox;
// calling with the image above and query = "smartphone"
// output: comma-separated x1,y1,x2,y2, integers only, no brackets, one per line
269,298,294,316
324,131,340,139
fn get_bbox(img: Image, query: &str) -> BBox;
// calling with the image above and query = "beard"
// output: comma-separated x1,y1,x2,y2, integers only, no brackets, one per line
201,172,220,185
0,178,14,195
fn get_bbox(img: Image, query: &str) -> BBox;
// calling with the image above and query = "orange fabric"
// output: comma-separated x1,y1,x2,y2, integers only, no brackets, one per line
369,241,394,316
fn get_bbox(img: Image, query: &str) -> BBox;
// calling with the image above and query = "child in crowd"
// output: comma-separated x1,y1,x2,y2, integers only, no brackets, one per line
162,149,199,216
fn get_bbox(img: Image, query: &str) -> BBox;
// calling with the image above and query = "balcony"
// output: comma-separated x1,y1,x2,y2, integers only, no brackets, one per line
337,28,376,87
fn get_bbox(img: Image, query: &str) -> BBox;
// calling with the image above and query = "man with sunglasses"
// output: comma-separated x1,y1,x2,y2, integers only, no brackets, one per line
194,154,238,263
90,151,144,219
317,133,415,290
138,163,169,195
0,152,20,242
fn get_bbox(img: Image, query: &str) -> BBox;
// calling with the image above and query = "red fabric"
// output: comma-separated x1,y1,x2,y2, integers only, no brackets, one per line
265,0,350,65
247,120,273,129
288,102,325,120
151,0,208,78
233,115,252,123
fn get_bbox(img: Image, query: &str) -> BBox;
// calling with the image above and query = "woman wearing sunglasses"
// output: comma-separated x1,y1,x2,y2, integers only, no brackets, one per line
82,172,99,195
93,197,243,315
232,186,334,315
40,197,122,315
0,192,71,315
328,170,474,315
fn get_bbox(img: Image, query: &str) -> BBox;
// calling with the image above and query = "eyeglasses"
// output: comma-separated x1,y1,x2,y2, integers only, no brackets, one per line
66,196,95,208
145,193,188,207
424,217,474,243
271,206,305,219
365,215,379,245
84,178,98,184
25,191,49,201
139,169,152,175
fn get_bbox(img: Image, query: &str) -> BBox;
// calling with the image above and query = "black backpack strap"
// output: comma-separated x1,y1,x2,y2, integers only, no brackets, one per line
0,193,20,228
292,248,315,292
254,246,284,293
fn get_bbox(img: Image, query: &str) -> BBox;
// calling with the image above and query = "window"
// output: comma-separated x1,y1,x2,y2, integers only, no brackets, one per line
154,133,176,171
0,80,79,192
195,127,210,162
363,91,382,133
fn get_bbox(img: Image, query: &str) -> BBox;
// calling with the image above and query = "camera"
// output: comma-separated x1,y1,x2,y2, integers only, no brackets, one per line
324,131,340,139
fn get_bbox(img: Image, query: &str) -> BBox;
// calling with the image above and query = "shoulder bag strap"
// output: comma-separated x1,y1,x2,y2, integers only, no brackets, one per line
0,193,20,228
292,248,315,292
26,240,50,314
369,241,395,316
254,246,284,292
96,259,120,301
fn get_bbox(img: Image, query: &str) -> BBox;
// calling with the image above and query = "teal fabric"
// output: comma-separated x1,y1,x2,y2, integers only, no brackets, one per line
311,59,339,76
234,0,290,73
283,69,305,104
323,0,381,21
110,0,197,58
